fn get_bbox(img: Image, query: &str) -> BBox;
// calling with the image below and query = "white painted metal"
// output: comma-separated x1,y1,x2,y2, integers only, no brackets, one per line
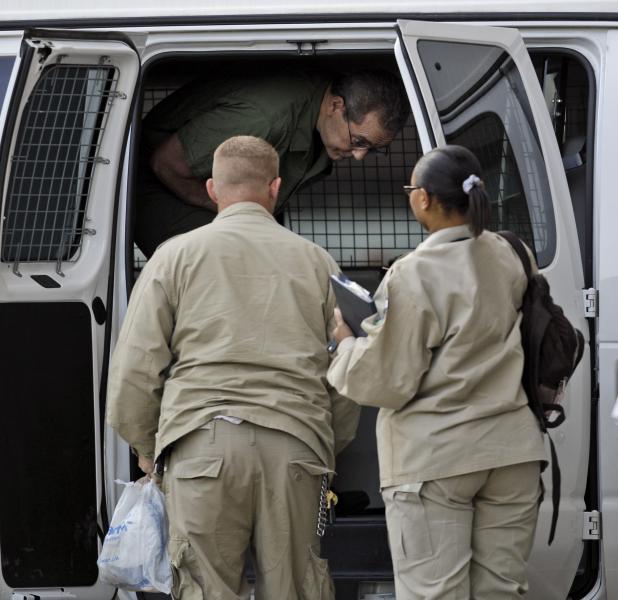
0,0,617,23
584,511,603,540
0,34,140,600
584,288,599,318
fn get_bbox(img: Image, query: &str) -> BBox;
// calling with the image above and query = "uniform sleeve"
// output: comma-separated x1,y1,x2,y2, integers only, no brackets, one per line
327,268,441,411
321,252,361,454
106,256,176,459
177,104,282,179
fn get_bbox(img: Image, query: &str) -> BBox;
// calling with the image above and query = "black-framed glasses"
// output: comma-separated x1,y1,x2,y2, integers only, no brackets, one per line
342,100,389,156
403,185,421,197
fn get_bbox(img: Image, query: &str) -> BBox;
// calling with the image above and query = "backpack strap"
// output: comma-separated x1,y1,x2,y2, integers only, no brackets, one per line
547,434,561,545
498,231,532,281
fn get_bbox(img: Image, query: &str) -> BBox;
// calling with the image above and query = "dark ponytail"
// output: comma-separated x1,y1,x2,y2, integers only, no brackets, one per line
466,185,491,238
414,145,491,237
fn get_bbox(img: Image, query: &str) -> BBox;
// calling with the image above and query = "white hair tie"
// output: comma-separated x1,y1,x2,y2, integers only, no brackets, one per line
462,174,481,194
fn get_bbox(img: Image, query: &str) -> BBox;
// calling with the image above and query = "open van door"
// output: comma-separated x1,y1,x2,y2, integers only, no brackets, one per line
394,20,592,599
0,30,139,598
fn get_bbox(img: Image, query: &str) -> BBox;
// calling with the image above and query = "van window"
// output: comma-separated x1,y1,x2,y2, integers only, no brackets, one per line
531,51,593,284
416,40,557,268
0,56,14,110
1,64,119,271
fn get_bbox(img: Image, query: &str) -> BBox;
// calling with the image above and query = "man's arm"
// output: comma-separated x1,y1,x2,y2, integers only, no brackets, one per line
106,255,175,460
149,132,217,211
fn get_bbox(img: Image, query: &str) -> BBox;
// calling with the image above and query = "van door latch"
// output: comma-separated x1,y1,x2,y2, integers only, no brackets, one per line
583,510,602,540
582,288,598,318
287,40,327,56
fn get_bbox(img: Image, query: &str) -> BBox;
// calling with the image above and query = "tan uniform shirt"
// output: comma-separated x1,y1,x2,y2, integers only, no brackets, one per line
328,225,546,487
107,202,359,468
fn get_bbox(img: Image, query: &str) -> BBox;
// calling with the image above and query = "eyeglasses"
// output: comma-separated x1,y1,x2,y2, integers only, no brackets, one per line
403,185,421,197
342,99,389,156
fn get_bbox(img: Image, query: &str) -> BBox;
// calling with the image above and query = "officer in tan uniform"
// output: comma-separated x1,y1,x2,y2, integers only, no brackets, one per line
107,136,359,599
327,145,546,599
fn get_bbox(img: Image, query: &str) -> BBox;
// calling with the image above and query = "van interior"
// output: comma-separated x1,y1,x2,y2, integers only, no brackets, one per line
130,47,593,599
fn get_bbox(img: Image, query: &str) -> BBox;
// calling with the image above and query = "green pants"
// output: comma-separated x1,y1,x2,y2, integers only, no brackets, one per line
164,419,335,600
134,166,216,258
382,461,542,600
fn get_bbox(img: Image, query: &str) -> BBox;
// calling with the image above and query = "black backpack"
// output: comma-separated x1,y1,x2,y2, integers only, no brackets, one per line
499,231,585,545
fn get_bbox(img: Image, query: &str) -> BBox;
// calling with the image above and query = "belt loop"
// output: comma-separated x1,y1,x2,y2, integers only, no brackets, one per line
248,423,256,446
209,420,216,444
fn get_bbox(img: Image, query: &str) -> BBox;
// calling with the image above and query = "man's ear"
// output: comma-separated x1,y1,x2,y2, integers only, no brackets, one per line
271,176,282,196
419,188,432,211
326,90,345,116
269,176,282,209
206,178,219,204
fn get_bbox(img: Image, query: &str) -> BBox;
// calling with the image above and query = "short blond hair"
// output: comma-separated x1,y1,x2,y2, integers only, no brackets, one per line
212,136,279,187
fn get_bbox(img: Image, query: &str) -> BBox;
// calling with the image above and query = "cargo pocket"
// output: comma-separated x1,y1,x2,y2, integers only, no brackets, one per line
169,538,204,600
300,545,335,600
173,456,223,479
386,483,433,562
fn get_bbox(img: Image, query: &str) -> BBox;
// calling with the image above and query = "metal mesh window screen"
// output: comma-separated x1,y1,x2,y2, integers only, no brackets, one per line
285,120,424,267
1,64,119,273
448,112,535,249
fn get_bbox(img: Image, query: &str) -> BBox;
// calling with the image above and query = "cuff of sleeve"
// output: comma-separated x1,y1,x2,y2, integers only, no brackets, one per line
337,336,356,354
130,444,155,460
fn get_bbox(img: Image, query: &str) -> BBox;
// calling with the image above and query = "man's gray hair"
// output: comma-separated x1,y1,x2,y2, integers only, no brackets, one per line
213,135,279,186
331,69,410,137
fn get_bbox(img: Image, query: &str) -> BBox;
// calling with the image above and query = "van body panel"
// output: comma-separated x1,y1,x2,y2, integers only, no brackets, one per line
0,31,139,597
596,28,618,600
1,0,618,24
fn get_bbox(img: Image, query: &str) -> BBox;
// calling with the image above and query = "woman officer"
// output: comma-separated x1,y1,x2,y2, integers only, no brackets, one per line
327,145,546,599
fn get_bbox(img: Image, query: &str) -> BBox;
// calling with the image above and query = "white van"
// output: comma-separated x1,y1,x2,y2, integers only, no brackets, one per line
0,1,615,598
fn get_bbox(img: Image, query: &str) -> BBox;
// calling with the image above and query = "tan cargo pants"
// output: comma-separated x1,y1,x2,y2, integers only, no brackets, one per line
382,461,542,600
163,419,336,600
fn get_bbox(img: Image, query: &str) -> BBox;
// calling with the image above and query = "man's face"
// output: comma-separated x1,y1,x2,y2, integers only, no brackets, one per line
319,104,393,162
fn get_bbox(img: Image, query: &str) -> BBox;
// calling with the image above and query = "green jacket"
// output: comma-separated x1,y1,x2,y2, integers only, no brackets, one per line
142,70,333,211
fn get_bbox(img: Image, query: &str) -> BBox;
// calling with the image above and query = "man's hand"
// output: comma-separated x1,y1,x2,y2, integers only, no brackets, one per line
333,307,355,343
138,455,155,476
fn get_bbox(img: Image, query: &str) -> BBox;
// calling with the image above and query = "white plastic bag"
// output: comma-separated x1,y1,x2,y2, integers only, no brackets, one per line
97,478,172,593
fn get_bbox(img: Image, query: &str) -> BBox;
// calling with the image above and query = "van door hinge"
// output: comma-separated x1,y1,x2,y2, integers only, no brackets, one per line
583,510,602,540
582,288,598,318
286,40,327,56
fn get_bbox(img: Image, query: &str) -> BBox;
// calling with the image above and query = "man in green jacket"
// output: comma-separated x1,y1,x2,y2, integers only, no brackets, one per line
135,69,409,257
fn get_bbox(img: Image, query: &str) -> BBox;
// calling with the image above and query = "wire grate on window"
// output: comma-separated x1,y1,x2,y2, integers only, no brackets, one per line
285,120,425,268
1,64,119,275
448,111,536,251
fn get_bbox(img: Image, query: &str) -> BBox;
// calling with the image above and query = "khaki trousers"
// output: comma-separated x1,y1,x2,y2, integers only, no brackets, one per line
382,461,542,600
163,419,335,600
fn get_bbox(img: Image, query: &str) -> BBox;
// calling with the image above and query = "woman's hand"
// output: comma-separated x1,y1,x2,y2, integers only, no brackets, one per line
333,307,355,343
